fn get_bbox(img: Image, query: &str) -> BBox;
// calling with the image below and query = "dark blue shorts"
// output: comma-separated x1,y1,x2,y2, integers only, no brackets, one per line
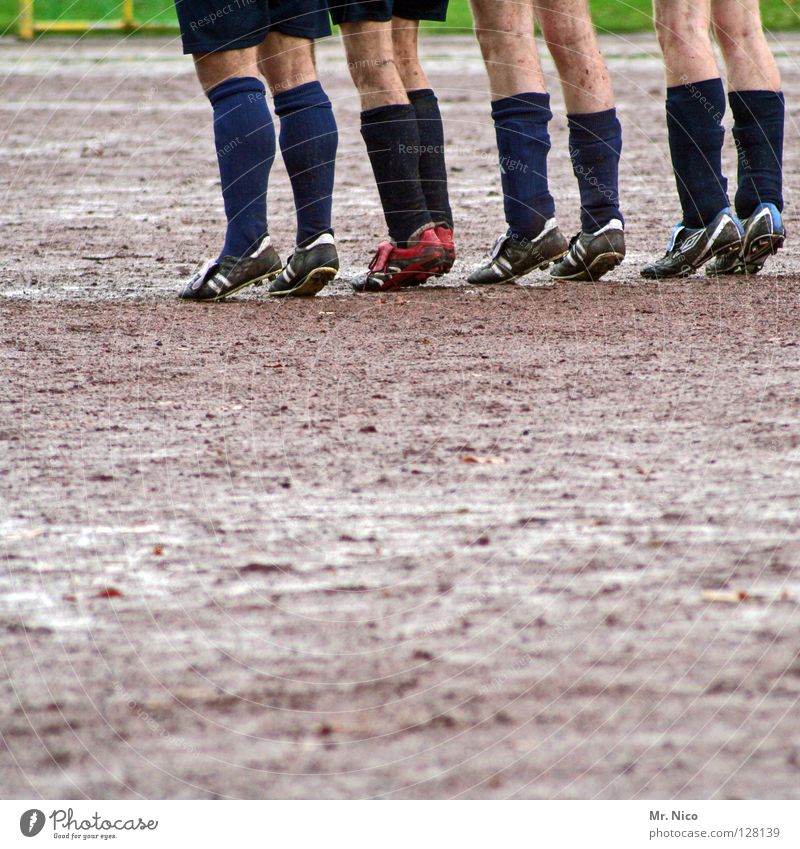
176,0,332,54
328,1,449,25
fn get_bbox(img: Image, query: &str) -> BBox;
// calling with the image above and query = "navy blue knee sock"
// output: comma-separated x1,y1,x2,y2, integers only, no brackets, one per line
408,88,453,229
666,78,729,229
567,108,624,232
360,104,432,246
274,80,338,247
208,77,275,259
729,90,785,218
491,92,555,240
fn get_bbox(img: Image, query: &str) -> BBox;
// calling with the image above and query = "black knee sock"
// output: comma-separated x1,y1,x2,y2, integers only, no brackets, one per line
408,88,453,229
567,108,624,232
666,78,729,228
208,77,274,258
360,104,433,245
491,92,556,240
274,81,338,247
729,90,785,218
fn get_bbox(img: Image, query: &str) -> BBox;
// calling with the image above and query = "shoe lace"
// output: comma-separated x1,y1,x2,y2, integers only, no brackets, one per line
489,234,510,260
665,224,687,254
189,258,217,286
369,241,395,272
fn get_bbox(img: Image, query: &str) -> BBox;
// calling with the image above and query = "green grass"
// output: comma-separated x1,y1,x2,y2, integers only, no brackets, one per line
3,0,800,38
424,0,800,34
1,0,177,33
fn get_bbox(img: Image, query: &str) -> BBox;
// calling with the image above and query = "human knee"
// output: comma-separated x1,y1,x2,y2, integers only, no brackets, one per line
474,25,528,67
259,33,317,94
193,47,258,93
712,10,761,57
473,24,501,58
655,10,711,58
341,23,395,84
350,53,400,92
654,0,706,46
543,28,596,76
537,4,594,55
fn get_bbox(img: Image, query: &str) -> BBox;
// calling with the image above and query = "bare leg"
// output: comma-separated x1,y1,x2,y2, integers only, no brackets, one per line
339,20,408,109
258,31,338,253
534,0,614,113
192,47,259,94
336,16,436,274
469,0,546,98
711,0,780,91
642,0,736,277
467,0,566,281
391,17,431,91
536,0,623,253
653,0,718,86
181,46,274,298
711,0,784,230
257,30,318,94
390,16,454,235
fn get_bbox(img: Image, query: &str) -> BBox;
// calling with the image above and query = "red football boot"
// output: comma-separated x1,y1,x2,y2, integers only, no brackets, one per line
433,224,456,276
352,226,447,292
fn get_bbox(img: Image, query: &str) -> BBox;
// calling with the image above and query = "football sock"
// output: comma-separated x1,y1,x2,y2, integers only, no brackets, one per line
360,103,433,246
567,108,624,232
207,76,274,259
666,78,729,229
408,88,453,230
491,92,555,240
274,80,338,247
729,89,785,219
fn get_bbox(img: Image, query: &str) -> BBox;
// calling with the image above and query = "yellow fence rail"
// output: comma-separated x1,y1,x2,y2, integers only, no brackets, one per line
18,0,178,39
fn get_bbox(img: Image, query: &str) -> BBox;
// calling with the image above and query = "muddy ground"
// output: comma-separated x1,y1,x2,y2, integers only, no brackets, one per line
1,33,799,799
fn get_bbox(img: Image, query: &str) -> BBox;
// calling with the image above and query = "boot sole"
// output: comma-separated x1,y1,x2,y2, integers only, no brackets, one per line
357,254,445,292
550,251,626,282
208,266,282,302
468,249,568,286
746,232,785,265
708,230,786,277
432,257,457,278
269,266,338,298
643,236,743,280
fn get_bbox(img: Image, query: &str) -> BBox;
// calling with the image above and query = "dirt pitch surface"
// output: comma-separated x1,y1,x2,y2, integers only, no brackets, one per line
1,33,800,800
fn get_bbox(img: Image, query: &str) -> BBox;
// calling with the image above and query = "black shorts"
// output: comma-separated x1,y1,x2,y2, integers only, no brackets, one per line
176,0,332,54
328,1,449,25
